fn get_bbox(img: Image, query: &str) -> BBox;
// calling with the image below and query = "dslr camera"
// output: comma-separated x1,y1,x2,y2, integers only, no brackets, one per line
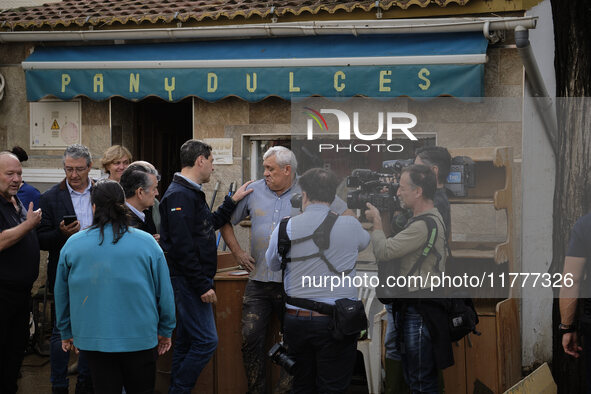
268,343,296,374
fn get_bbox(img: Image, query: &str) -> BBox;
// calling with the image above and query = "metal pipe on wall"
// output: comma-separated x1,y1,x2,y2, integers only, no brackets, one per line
0,17,537,43
515,25,558,154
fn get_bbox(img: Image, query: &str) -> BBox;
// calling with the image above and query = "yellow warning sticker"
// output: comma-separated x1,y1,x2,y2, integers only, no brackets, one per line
51,120,60,130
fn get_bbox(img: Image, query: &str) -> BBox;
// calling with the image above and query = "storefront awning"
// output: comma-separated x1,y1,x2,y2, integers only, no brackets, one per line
23,33,488,102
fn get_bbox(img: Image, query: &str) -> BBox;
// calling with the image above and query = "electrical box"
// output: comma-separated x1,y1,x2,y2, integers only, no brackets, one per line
29,100,81,149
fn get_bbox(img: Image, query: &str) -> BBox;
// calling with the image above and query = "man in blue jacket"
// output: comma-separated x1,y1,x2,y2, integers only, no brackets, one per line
160,139,252,394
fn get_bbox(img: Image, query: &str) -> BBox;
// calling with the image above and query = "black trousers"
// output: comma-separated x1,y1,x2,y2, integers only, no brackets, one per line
582,322,591,394
0,285,31,394
82,348,157,394
284,313,358,394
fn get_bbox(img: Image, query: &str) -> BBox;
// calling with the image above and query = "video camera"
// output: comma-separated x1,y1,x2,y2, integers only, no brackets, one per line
445,156,476,197
346,159,413,213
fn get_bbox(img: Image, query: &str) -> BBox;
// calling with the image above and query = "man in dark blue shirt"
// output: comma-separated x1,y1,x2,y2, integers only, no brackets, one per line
560,212,591,391
0,152,41,394
160,139,252,393
11,146,41,211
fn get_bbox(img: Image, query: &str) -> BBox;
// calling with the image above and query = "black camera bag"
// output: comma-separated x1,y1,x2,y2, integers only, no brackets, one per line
446,297,480,342
287,296,368,341
332,298,368,340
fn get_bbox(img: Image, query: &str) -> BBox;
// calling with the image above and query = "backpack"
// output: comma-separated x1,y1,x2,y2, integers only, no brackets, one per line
446,297,480,342
377,213,480,342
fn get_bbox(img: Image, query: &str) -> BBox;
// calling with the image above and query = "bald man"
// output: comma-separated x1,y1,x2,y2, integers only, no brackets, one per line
0,152,42,394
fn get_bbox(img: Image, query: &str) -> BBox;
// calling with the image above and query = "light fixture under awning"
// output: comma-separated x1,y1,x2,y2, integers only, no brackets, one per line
23,32,488,102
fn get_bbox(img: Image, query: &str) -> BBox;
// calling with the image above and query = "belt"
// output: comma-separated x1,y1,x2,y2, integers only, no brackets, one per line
286,308,329,317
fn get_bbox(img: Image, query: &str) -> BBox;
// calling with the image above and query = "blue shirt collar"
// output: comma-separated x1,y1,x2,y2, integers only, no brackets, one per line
303,203,331,213
125,202,145,222
175,173,202,191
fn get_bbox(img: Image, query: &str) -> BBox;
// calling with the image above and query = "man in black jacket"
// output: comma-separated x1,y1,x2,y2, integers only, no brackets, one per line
0,152,42,394
160,139,252,394
37,144,94,394
120,161,160,240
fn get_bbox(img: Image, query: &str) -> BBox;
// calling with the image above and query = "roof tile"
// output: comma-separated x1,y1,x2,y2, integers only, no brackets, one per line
0,0,471,30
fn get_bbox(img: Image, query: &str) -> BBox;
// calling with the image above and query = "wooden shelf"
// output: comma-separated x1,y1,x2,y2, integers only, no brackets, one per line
442,147,519,393
453,249,496,260
449,198,495,205
447,146,513,267
448,146,512,167
451,241,511,265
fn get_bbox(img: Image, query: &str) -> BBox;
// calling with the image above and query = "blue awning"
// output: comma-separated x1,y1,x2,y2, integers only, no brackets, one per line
23,33,488,102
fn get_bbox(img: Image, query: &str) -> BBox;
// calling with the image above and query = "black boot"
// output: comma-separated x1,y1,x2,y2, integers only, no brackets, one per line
52,387,69,394
75,378,94,394
384,358,409,394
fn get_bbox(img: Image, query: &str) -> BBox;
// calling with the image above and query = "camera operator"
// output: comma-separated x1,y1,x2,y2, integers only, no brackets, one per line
415,146,452,238
383,146,453,393
265,168,369,393
366,164,451,393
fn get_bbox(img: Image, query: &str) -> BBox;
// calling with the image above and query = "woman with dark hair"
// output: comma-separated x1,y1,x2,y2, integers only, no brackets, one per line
53,179,175,394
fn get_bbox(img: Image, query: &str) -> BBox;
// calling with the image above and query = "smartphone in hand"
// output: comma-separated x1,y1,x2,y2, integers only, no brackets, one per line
63,215,77,226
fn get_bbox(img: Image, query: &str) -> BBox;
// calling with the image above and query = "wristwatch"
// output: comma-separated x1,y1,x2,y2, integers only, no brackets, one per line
559,323,576,335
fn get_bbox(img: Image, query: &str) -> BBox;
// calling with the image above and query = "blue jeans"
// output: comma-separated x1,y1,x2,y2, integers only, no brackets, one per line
399,306,438,394
169,276,218,394
385,304,402,361
50,322,91,388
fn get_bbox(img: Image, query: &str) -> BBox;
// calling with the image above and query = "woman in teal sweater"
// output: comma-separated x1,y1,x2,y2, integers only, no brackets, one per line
54,179,175,394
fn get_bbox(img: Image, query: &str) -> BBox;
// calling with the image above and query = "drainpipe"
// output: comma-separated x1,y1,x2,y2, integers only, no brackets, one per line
515,25,557,154
0,17,537,43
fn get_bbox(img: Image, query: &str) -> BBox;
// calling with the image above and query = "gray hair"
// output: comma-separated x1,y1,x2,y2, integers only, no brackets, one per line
63,144,92,167
263,146,297,174
120,161,159,199
0,151,19,162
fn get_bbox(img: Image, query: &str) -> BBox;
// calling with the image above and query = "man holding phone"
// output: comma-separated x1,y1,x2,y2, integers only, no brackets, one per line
62,215,77,226
38,144,94,394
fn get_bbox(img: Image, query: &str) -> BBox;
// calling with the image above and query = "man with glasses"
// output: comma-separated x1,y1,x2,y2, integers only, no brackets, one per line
120,161,160,241
38,144,94,394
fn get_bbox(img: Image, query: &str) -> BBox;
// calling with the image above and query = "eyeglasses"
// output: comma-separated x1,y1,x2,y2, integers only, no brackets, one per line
64,166,89,174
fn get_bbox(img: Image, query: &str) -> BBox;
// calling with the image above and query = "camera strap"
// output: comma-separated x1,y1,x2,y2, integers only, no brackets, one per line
403,214,443,277
277,211,351,276
285,296,334,315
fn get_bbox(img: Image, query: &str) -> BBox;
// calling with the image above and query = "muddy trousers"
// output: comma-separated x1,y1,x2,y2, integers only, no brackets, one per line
241,280,291,394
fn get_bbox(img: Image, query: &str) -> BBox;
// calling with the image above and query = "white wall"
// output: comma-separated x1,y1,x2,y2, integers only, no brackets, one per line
521,0,556,369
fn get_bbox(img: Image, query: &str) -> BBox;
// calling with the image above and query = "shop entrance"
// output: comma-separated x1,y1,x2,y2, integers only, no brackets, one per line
110,97,193,194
